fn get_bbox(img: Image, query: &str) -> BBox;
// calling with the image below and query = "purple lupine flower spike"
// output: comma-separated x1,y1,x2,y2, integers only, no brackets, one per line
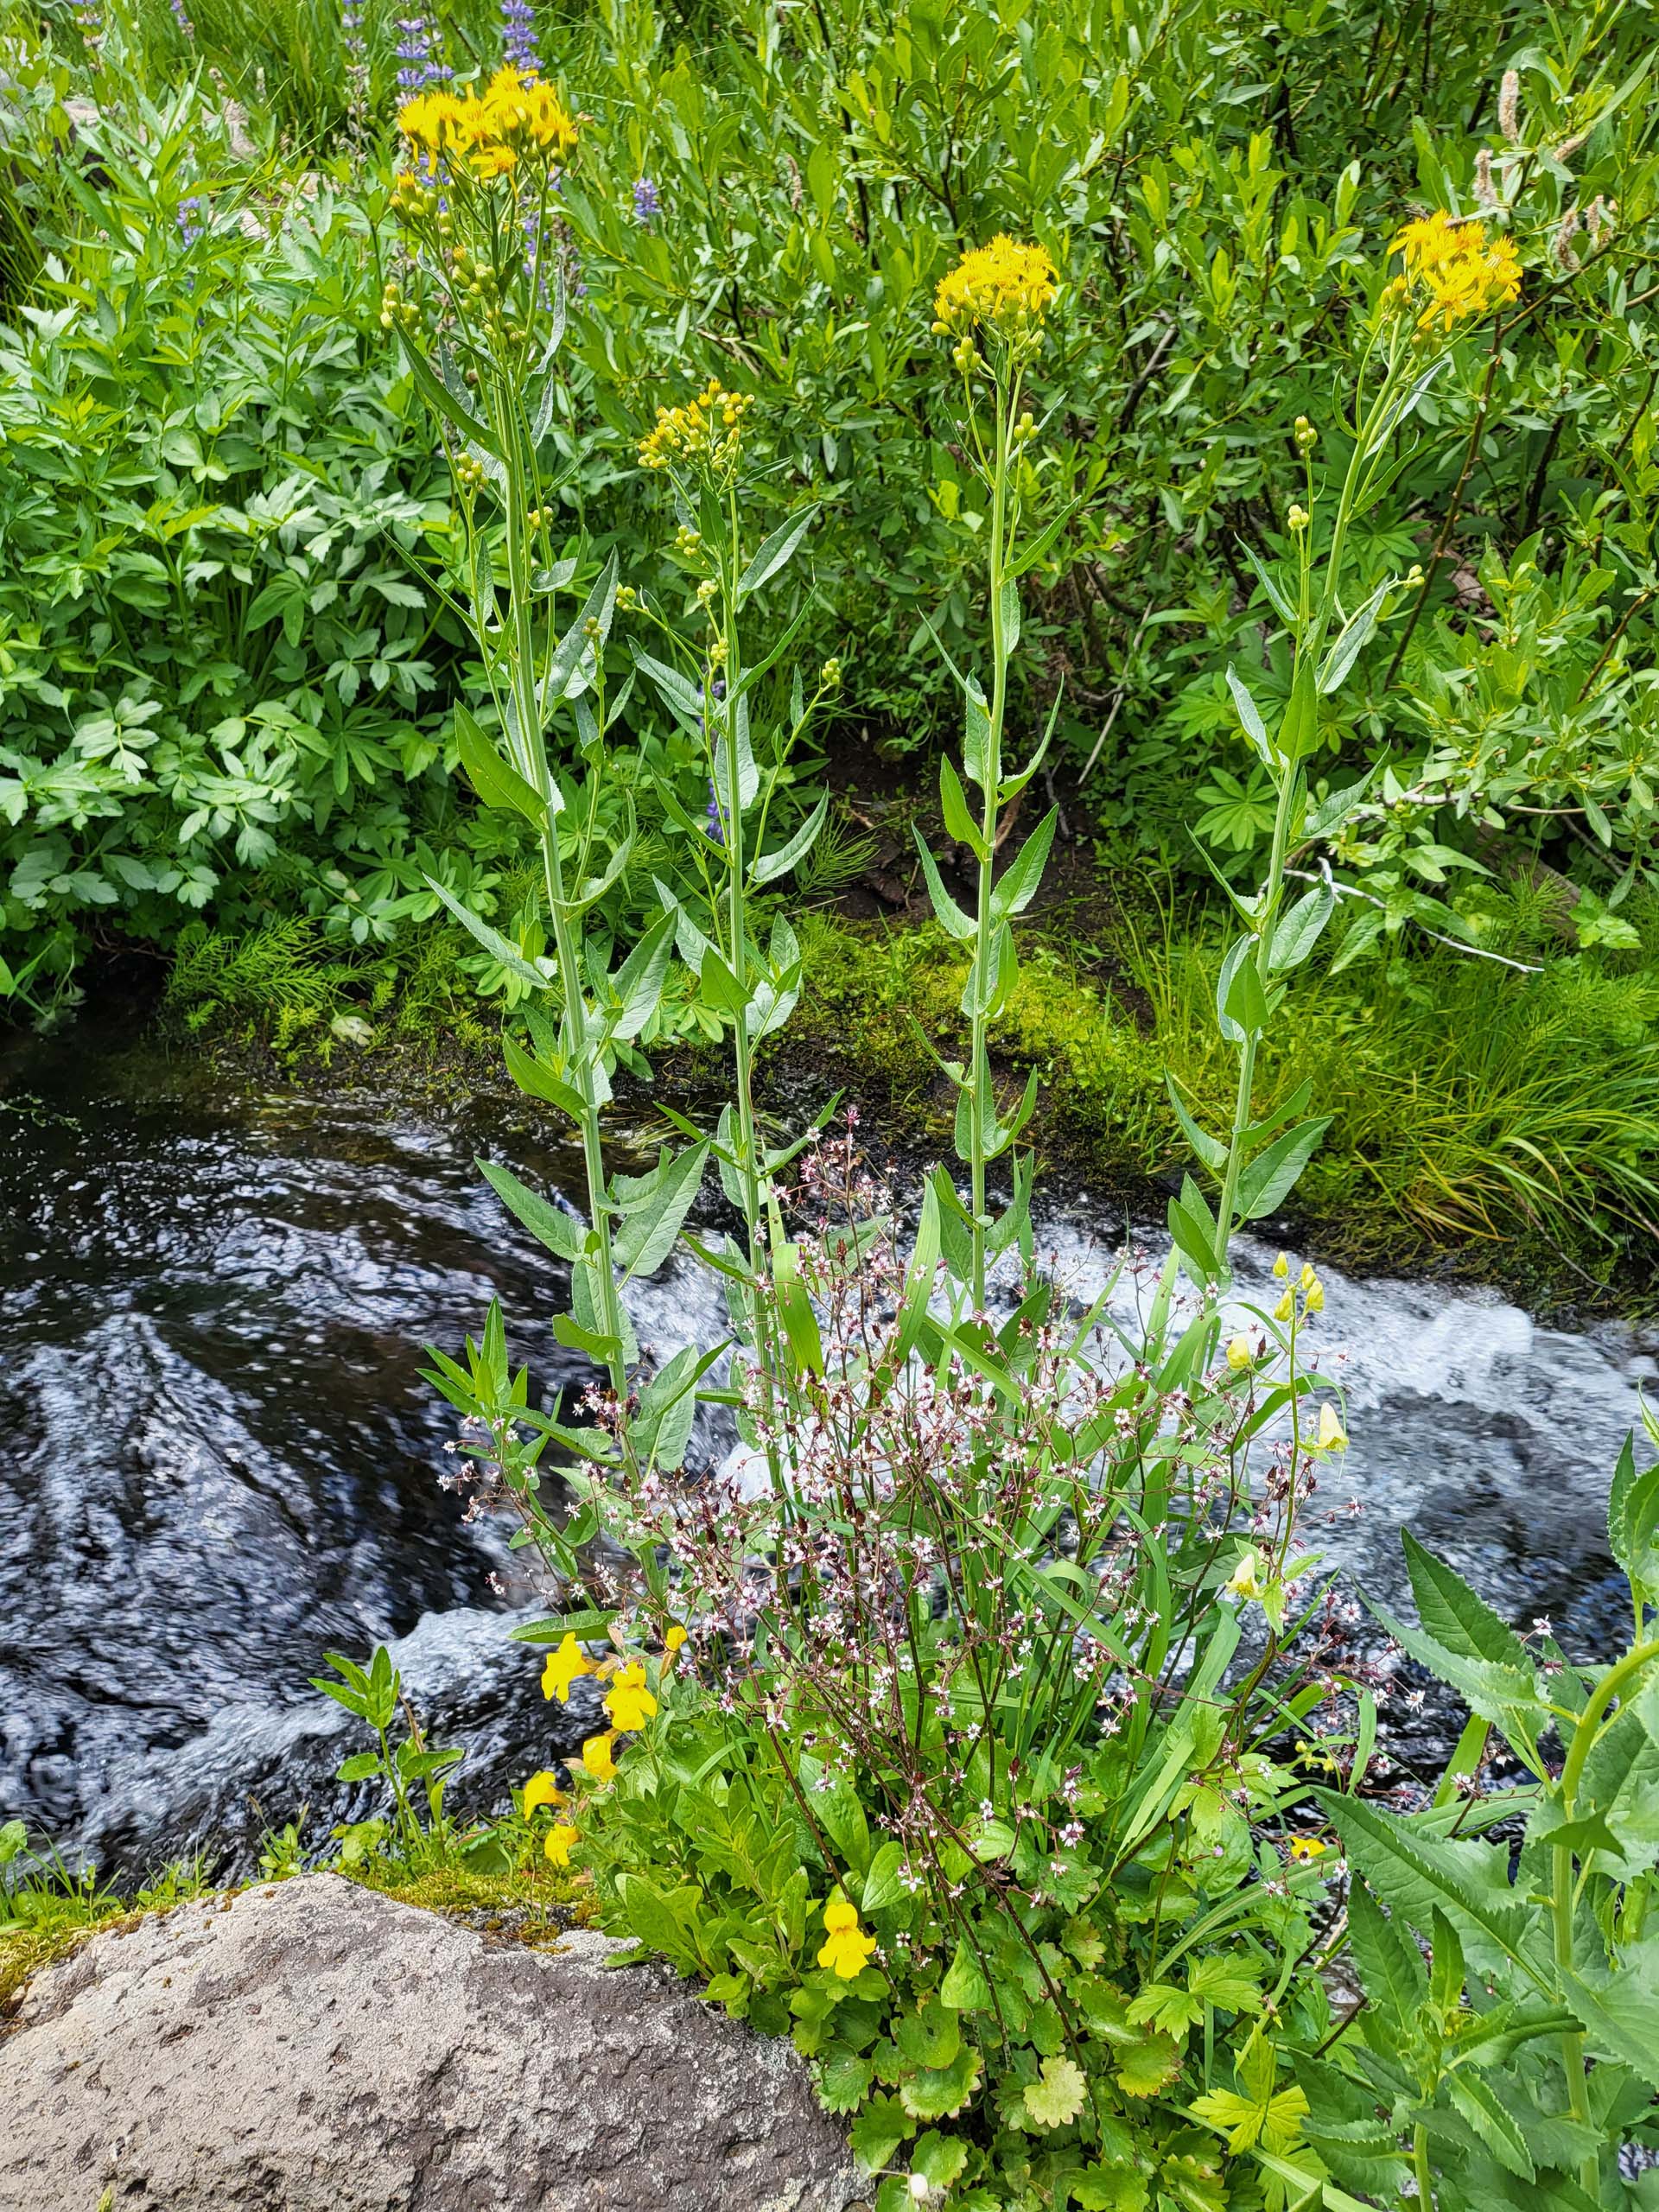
632,176,660,225
499,0,538,78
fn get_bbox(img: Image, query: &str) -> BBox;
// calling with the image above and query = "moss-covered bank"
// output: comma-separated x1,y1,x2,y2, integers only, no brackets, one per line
148,901,1659,1320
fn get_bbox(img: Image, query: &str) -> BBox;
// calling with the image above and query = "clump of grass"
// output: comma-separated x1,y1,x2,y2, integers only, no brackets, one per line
0,1827,216,2010
792,908,1659,1289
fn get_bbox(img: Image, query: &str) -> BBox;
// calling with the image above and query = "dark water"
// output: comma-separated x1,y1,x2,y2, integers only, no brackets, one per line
1,1020,1655,1873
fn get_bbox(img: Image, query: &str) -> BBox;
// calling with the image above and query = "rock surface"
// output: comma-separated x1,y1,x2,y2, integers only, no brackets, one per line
0,1873,865,2212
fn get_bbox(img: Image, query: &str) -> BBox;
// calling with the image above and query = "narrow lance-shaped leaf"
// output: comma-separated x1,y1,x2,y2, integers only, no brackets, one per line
736,506,816,602
423,876,547,989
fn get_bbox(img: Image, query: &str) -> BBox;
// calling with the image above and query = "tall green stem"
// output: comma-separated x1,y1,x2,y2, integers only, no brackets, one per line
499,397,626,1397
967,375,1013,1308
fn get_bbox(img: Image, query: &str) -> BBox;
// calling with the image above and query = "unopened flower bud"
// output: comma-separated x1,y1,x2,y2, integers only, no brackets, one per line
1287,503,1310,532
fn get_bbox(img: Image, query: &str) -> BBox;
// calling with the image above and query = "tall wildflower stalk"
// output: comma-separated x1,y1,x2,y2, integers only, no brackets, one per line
385,72,709,1413
915,237,1065,1311
1166,210,1522,1297
629,385,840,1413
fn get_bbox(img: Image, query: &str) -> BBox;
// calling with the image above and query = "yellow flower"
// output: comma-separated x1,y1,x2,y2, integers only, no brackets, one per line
1226,1334,1253,1372
1272,1252,1290,1279
544,1821,579,1867
1274,1288,1294,1324
1288,1836,1328,1861
1316,1403,1347,1452
602,1661,658,1734
1225,1548,1264,1602
664,1624,688,1651
638,375,753,473
521,1770,565,1817
1302,1279,1325,1315
817,1896,878,1980
541,1633,592,1705
1388,210,1520,331
397,66,576,175
931,235,1058,341
581,1731,619,1782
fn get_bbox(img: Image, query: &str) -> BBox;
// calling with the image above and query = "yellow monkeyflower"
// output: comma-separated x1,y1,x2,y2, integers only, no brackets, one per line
1226,1334,1254,1372
1302,1278,1325,1315
544,1821,579,1867
541,1632,592,1705
1225,1548,1265,1602
664,1624,688,1652
1288,1836,1328,1861
1272,1252,1290,1279
1274,1288,1295,1324
602,1661,658,1734
582,1731,619,1782
817,1896,878,1980
931,235,1058,341
638,375,753,473
1388,211,1521,331
1316,1403,1348,1452
521,1770,565,1816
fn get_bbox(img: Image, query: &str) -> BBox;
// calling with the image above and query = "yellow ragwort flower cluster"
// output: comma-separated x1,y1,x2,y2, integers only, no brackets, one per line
638,375,753,472
1385,211,1521,332
931,235,1058,343
397,66,577,182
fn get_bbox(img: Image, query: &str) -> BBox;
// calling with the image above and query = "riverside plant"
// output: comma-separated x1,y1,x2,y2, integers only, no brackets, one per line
386,149,1659,2208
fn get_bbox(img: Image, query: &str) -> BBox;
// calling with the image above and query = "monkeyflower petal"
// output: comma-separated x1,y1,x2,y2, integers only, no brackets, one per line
521,1770,565,1817
602,1660,658,1734
1317,1404,1348,1452
1226,1333,1253,1372
581,1731,618,1782
542,1632,592,1704
544,1821,579,1867
817,1895,878,1980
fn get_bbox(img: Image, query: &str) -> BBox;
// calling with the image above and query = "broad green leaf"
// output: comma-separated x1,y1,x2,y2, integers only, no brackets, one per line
454,702,545,822
861,1840,909,1912
1226,665,1273,762
613,1144,709,1279
1314,1791,1547,1983
503,1033,587,1121
1345,1877,1425,2016
1562,1932,1659,2090
477,1156,583,1262
752,794,829,885
938,753,986,857
423,876,546,989
1317,576,1392,695
912,830,976,940
1235,1115,1331,1219
990,805,1058,920
1269,883,1336,971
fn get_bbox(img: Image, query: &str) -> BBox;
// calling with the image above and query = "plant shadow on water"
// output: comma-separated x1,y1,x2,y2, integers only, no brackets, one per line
2,1014,1655,1875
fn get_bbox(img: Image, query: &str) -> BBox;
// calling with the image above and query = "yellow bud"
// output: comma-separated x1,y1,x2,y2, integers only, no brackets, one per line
1272,1252,1289,1279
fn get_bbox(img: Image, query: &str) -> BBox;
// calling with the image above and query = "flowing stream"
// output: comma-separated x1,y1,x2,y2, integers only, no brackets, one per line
2,1016,1655,1875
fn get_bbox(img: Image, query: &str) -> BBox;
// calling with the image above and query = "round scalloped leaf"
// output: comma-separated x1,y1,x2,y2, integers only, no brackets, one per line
1114,2031,1183,2099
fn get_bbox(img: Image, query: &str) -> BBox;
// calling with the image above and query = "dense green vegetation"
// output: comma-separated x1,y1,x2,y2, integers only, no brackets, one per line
4,0,1659,1275
9,3,1659,2207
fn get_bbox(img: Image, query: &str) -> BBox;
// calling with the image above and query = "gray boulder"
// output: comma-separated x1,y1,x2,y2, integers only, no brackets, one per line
0,1873,867,2212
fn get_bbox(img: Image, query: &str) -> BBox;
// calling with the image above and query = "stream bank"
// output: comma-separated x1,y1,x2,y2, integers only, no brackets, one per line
2,996,1655,1877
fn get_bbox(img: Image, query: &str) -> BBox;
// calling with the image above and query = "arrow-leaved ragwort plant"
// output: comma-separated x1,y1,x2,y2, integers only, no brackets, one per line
391,199,1659,2211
